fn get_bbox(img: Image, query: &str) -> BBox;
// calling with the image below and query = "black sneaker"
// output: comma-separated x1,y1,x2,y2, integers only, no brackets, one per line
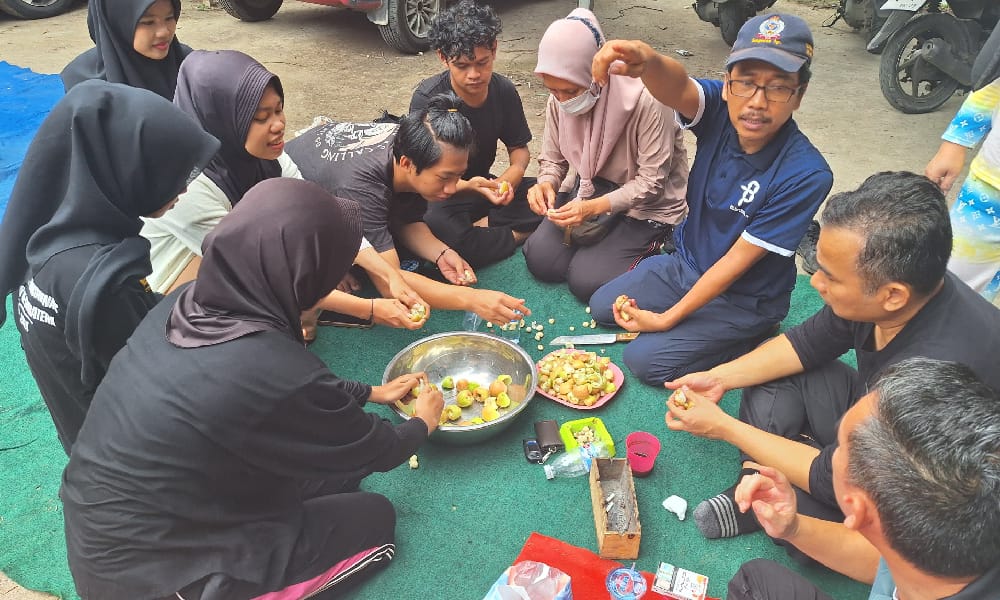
796,220,820,275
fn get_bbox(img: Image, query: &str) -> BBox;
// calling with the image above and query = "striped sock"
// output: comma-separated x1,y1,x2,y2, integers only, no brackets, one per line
693,469,761,539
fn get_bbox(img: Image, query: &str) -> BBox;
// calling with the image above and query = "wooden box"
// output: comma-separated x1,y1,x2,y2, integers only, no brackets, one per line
589,457,641,559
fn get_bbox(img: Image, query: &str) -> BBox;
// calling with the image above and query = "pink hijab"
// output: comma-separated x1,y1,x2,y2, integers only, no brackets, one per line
534,8,645,199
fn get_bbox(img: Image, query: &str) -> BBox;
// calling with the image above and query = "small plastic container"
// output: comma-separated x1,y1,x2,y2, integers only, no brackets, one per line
559,417,616,458
625,431,661,477
606,565,647,600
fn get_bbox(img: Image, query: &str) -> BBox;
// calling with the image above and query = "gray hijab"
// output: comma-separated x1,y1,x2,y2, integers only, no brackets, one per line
60,0,190,100
172,50,284,205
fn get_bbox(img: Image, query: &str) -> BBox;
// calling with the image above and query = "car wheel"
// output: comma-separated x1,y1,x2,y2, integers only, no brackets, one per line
378,0,443,54
0,0,77,19
219,0,282,22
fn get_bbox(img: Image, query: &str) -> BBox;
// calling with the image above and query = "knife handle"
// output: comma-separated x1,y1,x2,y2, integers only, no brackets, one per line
615,332,639,342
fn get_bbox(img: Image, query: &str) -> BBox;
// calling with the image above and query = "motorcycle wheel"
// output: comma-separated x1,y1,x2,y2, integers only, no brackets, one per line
719,1,747,47
879,13,973,114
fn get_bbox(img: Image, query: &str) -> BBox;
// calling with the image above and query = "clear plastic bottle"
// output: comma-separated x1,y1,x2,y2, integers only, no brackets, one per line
543,441,609,480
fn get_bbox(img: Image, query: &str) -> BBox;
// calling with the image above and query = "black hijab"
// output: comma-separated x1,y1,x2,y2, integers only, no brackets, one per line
0,81,219,381
167,178,363,348
173,50,284,206
60,0,190,100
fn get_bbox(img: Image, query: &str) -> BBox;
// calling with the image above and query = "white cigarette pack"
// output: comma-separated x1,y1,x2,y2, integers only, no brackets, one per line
651,562,708,600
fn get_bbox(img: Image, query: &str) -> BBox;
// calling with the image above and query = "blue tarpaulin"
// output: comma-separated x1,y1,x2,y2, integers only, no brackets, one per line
0,62,64,219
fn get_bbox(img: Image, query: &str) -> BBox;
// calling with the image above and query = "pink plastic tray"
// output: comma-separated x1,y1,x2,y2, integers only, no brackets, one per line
535,350,625,410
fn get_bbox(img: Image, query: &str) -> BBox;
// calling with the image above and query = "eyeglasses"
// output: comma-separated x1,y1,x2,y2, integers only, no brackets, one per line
727,79,801,103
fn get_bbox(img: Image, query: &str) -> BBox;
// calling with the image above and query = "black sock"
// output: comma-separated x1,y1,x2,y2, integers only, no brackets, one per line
693,467,762,539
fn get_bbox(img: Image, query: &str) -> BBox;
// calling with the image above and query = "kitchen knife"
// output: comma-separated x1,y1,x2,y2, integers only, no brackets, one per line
549,332,638,346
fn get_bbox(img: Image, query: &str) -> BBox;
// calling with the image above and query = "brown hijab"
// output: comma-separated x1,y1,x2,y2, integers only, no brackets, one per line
166,178,363,347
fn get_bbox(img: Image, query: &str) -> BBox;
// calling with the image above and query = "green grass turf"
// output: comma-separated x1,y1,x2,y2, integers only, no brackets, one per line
0,251,867,599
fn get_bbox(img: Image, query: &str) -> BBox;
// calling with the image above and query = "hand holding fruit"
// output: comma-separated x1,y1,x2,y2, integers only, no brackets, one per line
526,181,556,215
373,299,426,330
414,378,445,433
370,372,427,405
437,248,477,286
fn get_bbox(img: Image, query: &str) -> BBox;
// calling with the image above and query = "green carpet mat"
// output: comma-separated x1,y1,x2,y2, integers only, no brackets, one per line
0,251,867,599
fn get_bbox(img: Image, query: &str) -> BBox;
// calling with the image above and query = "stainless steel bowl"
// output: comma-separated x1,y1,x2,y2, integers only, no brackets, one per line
382,331,538,445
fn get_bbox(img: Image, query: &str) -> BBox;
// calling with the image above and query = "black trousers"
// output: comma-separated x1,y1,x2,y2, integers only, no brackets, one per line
739,360,861,562
423,177,542,269
163,479,395,600
523,215,671,303
727,559,834,600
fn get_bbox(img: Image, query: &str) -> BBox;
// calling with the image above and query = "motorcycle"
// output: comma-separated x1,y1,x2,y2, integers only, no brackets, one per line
693,0,779,47
872,0,999,114
824,0,888,45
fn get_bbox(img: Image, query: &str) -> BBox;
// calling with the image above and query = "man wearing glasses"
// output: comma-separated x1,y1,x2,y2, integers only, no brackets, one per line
590,13,832,389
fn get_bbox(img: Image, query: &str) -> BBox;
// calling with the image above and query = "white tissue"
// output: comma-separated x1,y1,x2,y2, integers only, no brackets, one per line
662,495,688,521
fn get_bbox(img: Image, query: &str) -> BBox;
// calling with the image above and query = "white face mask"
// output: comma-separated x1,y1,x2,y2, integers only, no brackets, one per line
558,85,600,116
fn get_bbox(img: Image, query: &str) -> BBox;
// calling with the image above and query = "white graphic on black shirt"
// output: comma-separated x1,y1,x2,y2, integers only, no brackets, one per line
17,281,58,332
312,122,397,163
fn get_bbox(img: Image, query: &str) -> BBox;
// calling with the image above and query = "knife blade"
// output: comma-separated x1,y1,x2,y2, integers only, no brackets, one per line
549,332,638,346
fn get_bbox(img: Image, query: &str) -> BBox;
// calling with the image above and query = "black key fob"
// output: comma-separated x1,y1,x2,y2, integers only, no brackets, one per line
523,438,544,464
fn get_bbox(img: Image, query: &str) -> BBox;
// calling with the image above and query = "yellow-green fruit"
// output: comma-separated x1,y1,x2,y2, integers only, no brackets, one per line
470,417,485,425
482,406,500,421
497,374,513,385
474,387,489,402
441,376,454,390
496,392,511,408
456,390,473,408
603,382,617,394
468,381,480,391
444,405,462,421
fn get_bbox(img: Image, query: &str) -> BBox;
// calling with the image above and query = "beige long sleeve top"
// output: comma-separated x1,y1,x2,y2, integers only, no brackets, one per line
536,88,690,225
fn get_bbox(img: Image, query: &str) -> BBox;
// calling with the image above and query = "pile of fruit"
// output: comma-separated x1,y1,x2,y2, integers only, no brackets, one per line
537,350,617,407
396,375,519,427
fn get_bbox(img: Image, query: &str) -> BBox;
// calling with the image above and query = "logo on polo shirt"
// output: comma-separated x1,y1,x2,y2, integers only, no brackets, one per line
729,180,760,218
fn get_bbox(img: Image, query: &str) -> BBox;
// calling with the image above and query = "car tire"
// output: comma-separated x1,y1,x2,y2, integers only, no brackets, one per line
378,0,443,54
219,0,282,22
0,0,77,19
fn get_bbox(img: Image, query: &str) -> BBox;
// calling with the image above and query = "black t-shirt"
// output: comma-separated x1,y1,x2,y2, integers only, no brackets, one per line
786,273,1000,393
409,71,532,179
14,244,159,450
285,122,427,253
62,292,427,598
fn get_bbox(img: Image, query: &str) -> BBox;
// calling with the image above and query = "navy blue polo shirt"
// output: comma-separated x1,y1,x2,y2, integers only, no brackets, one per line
676,78,832,313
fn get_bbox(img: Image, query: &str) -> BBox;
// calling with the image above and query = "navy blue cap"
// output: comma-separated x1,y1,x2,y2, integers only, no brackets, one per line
725,13,814,73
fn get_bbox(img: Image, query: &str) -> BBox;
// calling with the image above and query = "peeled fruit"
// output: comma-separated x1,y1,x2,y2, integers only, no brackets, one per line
408,303,426,322
456,390,473,408
537,350,620,406
474,387,489,403
444,405,462,421
614,294,632,322
482,405,500,421
441,376,454,390
496,391,511,408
